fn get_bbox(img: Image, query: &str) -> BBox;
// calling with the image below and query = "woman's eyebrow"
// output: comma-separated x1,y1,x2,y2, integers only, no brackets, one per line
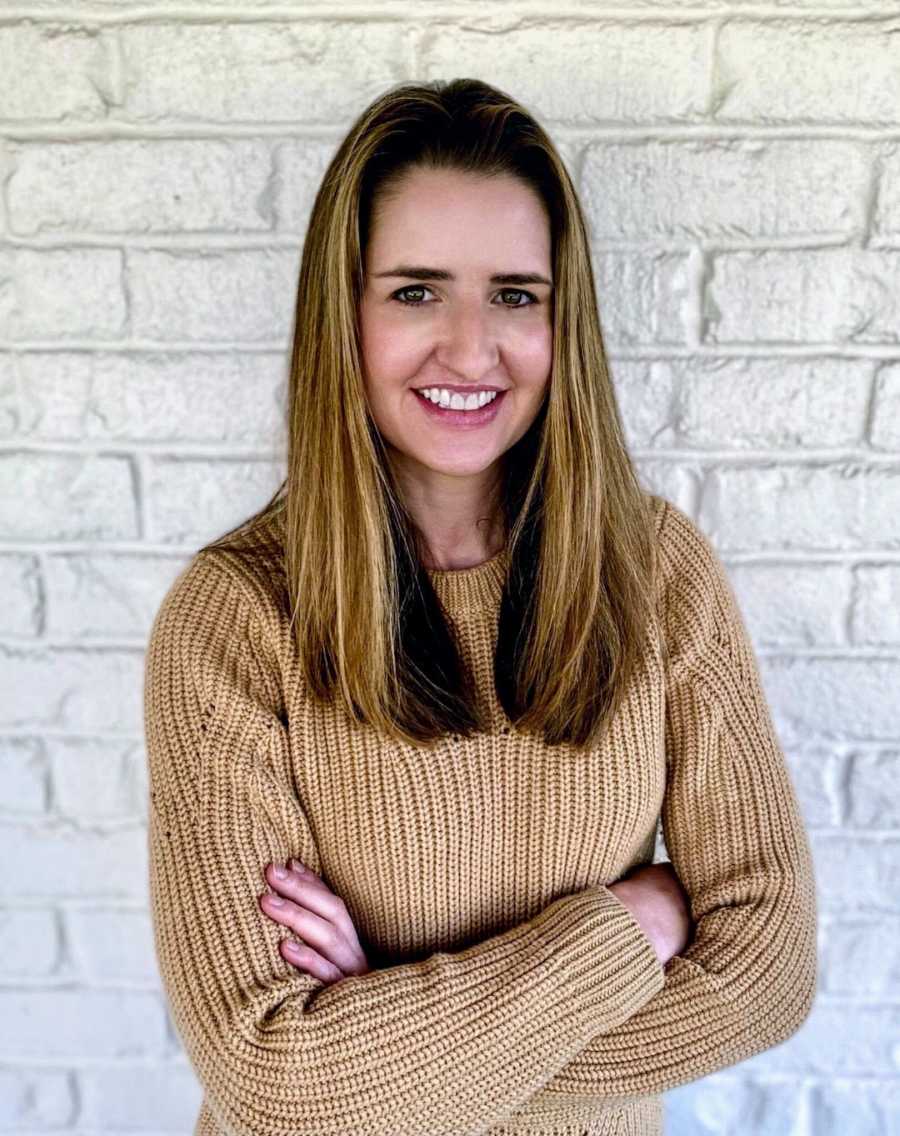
373,265,553,287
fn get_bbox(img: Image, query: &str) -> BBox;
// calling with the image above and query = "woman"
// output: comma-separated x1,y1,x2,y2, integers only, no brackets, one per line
144,78,817,1136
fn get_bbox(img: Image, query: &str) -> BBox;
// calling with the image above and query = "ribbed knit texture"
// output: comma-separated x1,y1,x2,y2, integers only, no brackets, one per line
143,493,817,1136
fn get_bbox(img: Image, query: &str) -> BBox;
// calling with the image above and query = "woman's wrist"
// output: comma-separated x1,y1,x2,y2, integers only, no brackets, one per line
607,879,665,963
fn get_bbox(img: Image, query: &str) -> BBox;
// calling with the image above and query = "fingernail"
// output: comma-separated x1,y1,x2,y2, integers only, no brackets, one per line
285,939,303,954
289,858,306,874
268,895,285,906
273,865,287,879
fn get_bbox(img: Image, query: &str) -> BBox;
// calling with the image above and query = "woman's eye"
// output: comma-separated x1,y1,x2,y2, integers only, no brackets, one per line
393,285,431,305
391,286,538,308
498,288,537,308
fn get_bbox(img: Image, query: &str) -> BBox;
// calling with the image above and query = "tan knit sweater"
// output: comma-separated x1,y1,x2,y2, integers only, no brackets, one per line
144,492,817,1136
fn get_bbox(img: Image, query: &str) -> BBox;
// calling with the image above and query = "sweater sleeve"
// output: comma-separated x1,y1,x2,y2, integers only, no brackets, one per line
503,501,819,1122
144,549,666,1136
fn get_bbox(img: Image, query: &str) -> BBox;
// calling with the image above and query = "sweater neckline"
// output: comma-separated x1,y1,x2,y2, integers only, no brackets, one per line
266,508,509,615
425,545,509,615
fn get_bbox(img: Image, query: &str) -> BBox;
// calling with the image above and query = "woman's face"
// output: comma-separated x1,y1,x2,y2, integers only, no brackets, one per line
358,166,554,482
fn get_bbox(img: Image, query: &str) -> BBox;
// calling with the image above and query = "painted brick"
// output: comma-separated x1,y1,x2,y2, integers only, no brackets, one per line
44,552,191,638
0,990,167,1060
145,456,283,545
120,21,408,123
706,249,900,345
128,247,298,342
7,139,275,235
0,453,137,542
0,1068,74,1127
0,23,113,121
422,20,709,123
11,350,286,445
699,465,900,552
0,248,125,340
582,139,869,240
716,19,900,124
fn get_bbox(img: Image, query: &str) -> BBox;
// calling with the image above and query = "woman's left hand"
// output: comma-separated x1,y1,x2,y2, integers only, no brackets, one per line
259,859,372,985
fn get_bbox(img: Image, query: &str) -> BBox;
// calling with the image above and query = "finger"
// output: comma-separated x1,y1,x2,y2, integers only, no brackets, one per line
261,900,368,981
264,862,361,952
260,892,372,974
259,891,299,928
260,878,356,972
280,936,345,984
258,888,333,944
265,862,346,925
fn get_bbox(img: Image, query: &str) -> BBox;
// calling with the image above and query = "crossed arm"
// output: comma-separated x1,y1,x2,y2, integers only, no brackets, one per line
145,549,666,1136
145,501,817,1135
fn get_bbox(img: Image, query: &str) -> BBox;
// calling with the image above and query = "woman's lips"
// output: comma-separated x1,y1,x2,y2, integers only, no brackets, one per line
413,389,507,426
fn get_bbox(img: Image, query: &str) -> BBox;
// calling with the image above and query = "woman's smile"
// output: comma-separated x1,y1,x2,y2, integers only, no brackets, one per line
412,386,509,427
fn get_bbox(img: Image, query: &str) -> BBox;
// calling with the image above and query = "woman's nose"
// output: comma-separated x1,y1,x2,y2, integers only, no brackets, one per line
435,303,499,376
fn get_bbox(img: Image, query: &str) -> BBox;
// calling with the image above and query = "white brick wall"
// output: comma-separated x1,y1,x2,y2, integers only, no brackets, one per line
1,2,898,1132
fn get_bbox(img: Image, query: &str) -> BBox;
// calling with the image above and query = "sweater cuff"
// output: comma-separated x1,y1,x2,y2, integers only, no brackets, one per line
546,884,666,1030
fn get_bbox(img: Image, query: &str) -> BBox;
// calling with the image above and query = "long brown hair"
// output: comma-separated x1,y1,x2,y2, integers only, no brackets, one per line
202,78,661,752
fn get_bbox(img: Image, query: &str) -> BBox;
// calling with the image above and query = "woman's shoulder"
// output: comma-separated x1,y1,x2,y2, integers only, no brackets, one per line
649,495,722,575
150,509,289,657
645,492,736,617
197,507,288,615
646,495,750,667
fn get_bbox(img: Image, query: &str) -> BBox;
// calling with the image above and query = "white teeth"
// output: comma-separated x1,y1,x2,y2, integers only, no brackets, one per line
418,388,500,411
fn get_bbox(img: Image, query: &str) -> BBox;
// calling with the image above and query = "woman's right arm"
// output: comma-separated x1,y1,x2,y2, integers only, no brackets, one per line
145,549,666,1136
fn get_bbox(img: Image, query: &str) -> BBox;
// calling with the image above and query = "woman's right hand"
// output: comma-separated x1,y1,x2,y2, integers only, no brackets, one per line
608,861,693,966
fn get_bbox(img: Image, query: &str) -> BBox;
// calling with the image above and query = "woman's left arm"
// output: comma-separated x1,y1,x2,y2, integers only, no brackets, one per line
508,500,818,1117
